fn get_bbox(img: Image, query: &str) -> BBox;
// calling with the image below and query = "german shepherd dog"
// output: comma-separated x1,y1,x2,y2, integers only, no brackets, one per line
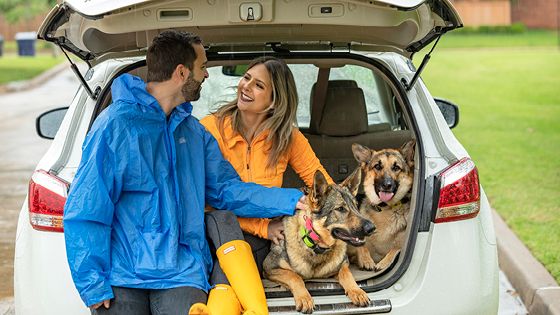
263,169,375,313
347,140,415,272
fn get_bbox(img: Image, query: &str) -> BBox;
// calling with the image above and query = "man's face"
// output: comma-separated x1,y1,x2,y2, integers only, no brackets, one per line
182,44,208,102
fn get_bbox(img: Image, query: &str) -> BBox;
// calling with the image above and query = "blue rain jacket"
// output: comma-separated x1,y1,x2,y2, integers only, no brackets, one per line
63,74,302,307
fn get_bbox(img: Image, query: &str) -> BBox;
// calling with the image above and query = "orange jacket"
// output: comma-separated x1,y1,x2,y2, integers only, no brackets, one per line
200,114,333,238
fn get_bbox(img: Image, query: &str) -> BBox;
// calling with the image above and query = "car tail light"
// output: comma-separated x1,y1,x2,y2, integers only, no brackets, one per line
28,170,69,232
434,157,480,223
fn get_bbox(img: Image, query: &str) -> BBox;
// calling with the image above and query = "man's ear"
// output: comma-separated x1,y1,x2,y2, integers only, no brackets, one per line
174,64,188,81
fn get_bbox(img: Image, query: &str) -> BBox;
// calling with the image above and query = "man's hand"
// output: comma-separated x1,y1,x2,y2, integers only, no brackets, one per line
267,217,285,245
91,299,111,310
295,195,309,211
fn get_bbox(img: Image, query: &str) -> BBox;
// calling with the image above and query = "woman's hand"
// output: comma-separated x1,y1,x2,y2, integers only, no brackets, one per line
267,217,285,245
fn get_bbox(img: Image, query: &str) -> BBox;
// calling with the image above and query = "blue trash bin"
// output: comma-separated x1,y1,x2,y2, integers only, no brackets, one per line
15,32,37,57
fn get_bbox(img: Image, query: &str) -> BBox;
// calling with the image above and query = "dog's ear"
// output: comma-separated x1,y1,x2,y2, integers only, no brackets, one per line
400,140,416,168
352,143,373,164
312,170,329,200
341,167,362,197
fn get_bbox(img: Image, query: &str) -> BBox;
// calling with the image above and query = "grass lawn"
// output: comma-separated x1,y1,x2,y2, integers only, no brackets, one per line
0,55,65,84
419,43,560,283
438,29,559,48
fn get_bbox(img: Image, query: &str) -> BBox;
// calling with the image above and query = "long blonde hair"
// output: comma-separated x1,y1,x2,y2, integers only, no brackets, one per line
214,56,298,169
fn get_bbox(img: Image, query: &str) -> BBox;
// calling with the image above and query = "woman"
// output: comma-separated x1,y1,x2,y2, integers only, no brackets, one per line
190,57,333,315
203,56,333,245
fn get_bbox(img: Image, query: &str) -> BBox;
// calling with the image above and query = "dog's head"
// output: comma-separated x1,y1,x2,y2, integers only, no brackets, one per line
307,169,375,247
352,140,415,207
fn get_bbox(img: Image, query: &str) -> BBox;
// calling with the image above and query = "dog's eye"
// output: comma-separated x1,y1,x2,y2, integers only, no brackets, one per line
373,163,382,171
392,164,401,172
336,207,347,213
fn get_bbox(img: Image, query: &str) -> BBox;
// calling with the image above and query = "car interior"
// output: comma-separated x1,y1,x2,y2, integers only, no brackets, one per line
95,56,417,294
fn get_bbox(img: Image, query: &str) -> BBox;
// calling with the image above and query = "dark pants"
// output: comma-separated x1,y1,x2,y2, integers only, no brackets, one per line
91,286,207,315
91,211,246,315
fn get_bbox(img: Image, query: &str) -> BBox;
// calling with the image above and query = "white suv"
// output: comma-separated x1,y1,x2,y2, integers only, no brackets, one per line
15,0,499,314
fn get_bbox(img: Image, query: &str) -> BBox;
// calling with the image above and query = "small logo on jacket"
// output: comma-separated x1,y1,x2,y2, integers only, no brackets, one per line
178,137,186,144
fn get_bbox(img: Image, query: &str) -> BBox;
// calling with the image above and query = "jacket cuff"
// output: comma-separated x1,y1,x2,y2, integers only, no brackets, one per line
81,282,114,308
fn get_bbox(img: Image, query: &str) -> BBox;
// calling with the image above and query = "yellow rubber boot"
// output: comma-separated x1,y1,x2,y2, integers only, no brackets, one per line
217,240,268,315
188,284,241,315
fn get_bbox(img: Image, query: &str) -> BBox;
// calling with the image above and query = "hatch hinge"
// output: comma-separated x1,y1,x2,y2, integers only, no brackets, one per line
59,45,100,100
401,34,442,92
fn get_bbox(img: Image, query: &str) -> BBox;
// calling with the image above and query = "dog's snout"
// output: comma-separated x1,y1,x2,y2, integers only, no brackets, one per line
363,220,375,236
381,177,395,191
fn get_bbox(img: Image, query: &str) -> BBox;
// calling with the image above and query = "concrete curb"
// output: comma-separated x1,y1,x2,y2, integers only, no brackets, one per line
0,62,68,94
493,210,560,315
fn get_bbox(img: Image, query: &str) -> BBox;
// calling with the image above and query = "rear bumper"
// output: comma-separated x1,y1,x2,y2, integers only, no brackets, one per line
14,202,88,315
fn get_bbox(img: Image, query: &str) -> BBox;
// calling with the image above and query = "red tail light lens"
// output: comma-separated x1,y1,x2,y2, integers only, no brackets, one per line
28,170,69,232
434,158,480,223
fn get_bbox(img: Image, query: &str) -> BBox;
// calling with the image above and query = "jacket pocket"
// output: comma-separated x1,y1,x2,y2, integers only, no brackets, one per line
133,230,179,279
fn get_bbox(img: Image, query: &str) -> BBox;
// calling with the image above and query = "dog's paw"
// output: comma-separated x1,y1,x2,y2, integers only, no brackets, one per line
358,255,376,271
347,288,370,307
294,292,315,314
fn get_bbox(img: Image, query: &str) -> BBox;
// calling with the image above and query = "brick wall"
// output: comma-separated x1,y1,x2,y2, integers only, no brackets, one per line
452,0,512,26
0,14,47,41
511,0,559,30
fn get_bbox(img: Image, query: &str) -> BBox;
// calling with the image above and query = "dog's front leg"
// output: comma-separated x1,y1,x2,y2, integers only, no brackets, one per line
355,246,375,270
375,248,401,271
337,262,370,307
267,268,314,313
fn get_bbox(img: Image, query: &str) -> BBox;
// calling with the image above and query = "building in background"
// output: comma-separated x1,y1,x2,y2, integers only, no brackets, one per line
451,0,559,29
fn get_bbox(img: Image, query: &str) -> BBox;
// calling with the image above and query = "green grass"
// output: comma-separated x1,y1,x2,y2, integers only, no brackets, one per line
0,55,64,84
419,46,560,283
437,29,559,48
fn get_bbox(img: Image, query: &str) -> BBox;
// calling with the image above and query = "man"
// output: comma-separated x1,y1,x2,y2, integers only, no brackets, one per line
63,30,304,315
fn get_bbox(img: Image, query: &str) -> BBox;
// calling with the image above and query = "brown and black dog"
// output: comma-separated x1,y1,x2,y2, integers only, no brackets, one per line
347,140,415,272
263,169,375,313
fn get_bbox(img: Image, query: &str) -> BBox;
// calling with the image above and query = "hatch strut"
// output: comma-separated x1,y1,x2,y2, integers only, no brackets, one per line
60,45,100,100
401,34,442,92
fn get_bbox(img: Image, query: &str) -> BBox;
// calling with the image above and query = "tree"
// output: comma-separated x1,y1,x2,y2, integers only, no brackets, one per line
0,0,57,24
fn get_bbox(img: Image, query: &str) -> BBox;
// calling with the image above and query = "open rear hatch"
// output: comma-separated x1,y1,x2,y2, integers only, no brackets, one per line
38,0,461,65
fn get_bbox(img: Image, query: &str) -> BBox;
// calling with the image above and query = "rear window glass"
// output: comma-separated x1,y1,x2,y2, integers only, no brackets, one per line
191,62,396,128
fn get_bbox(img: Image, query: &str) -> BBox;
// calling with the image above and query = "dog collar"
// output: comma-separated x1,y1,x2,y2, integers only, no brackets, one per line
299,216,328,254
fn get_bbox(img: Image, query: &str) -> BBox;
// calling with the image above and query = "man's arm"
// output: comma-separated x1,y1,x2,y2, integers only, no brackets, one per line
202,130,303,218
63,128,121,307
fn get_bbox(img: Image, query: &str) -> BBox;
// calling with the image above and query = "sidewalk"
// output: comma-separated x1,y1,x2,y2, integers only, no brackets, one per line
493,210,560,315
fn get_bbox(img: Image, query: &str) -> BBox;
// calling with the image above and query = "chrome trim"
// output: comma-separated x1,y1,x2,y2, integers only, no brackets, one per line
269,299,391,314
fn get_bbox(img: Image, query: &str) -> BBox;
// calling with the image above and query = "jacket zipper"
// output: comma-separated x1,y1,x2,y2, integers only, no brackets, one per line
246,144,252,182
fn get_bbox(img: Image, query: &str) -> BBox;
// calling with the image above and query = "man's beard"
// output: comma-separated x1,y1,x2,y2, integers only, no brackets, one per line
181,73,203,102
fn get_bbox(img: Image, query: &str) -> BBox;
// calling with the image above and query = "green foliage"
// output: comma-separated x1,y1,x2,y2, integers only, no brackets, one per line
420,47,560,283
435,29,558,48
0,0,57,24
454,23,528,35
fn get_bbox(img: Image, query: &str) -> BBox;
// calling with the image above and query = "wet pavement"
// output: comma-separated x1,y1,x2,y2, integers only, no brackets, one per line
0,64,81,300
0,65,528,314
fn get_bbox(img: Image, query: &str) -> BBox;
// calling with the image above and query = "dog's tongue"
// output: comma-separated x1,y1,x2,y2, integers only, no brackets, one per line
379,192,394,202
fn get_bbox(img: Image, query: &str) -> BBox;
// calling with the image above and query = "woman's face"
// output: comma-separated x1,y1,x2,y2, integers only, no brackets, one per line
236,64,274,115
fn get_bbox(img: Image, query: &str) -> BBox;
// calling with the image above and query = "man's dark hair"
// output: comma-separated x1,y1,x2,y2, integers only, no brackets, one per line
146,30,202,82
